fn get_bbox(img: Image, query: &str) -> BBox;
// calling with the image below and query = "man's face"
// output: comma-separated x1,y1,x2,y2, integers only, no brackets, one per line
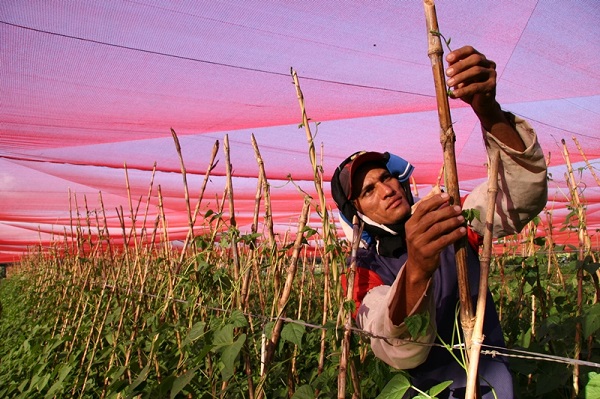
352,165,411,225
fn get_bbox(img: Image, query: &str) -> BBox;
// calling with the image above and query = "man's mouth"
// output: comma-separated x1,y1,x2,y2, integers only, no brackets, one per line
386,197,403,210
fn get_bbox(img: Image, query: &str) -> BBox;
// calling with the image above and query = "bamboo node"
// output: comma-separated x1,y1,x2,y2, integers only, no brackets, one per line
471,336,485,345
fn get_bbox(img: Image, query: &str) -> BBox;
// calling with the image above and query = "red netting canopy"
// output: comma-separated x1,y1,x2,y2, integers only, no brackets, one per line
2,1,600,262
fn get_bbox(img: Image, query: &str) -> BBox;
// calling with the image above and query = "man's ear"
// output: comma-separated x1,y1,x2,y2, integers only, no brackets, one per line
352,199,362,214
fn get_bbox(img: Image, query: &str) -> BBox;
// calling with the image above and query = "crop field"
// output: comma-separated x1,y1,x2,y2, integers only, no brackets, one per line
1,110,600,398
1,166,600,399
0,211,599,398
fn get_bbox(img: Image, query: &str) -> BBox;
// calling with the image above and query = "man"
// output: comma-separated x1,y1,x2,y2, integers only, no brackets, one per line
331,46,547,398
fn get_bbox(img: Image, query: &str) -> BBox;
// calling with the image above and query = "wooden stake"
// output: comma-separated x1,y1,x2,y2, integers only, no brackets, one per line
423,0,475,356
338,216,363,398
256,197,311,399
573,136,600,187
562,138,588,397
465,151,500,398
290,68,336,386
178,140,219,262
251,133,276,247
224,134,241,307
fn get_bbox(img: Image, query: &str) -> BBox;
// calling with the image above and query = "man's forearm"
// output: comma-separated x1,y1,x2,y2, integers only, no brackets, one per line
389,265,430,326
475,102,525,152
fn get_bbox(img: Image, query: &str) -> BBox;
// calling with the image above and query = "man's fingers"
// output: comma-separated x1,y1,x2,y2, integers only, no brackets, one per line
410,210,465,242
418,226,467,256
412,193,451,216
446,45,479,63
451,81,495,100
448,64,495,87
407,204,465,245
406,222,467,276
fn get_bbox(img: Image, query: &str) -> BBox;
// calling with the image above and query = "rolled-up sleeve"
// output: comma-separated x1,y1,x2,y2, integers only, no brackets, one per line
356,266,437,369
463,115,548,238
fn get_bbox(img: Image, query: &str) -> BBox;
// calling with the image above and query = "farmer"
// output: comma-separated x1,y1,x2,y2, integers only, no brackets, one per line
331,46,547,398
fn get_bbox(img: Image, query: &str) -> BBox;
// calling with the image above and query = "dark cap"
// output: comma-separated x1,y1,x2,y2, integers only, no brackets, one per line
337,151,389,200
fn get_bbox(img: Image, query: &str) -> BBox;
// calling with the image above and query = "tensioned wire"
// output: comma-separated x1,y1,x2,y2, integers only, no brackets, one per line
101,284,600,370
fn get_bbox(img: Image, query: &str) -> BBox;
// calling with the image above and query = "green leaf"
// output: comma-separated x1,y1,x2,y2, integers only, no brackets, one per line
221,333,246,380
427,380,453,397
45,364,73,398
584,262,600,275
405,312,430,339
517,326,532,348
585,372,600,398
281,322,305,348
212,324,234,351
535,363,570,396
18,379,28,393
462,208,481,225
264,321,275,337
584,303,600,338
376,373,411,398
291,384,315,399
170,367,197,399
126,362,151,397
182,321,206,347
36,374,51,392
343,299,356,315
229,309,248,328
301,226,318,238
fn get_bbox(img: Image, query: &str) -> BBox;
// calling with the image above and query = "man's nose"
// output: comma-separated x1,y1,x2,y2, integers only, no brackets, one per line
377,181,395,197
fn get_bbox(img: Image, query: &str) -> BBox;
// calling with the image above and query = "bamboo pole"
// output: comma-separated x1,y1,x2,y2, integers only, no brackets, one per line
251,133,276,247
170,129,193,254
573,136,600,187
562,138,589,397
572,136,600,293
423,0,475,354
256,197,311,399
223,134,241,307
338,216,363,398
290,69,332,249
290,68,336,383
173,132,219,264
465,151,500,398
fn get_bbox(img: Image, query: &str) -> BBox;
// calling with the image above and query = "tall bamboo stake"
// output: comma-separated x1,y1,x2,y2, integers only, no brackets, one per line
562,138,588,397
224,134,241,307
256,197,311,399
291,70,332,249
170,129,193,251
290,68,336,382
573,136,600,187
572,136,600,296
465,151,500,399
172,130,219,266
423,0,475,354
338,216,363,398
251,133,276,247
